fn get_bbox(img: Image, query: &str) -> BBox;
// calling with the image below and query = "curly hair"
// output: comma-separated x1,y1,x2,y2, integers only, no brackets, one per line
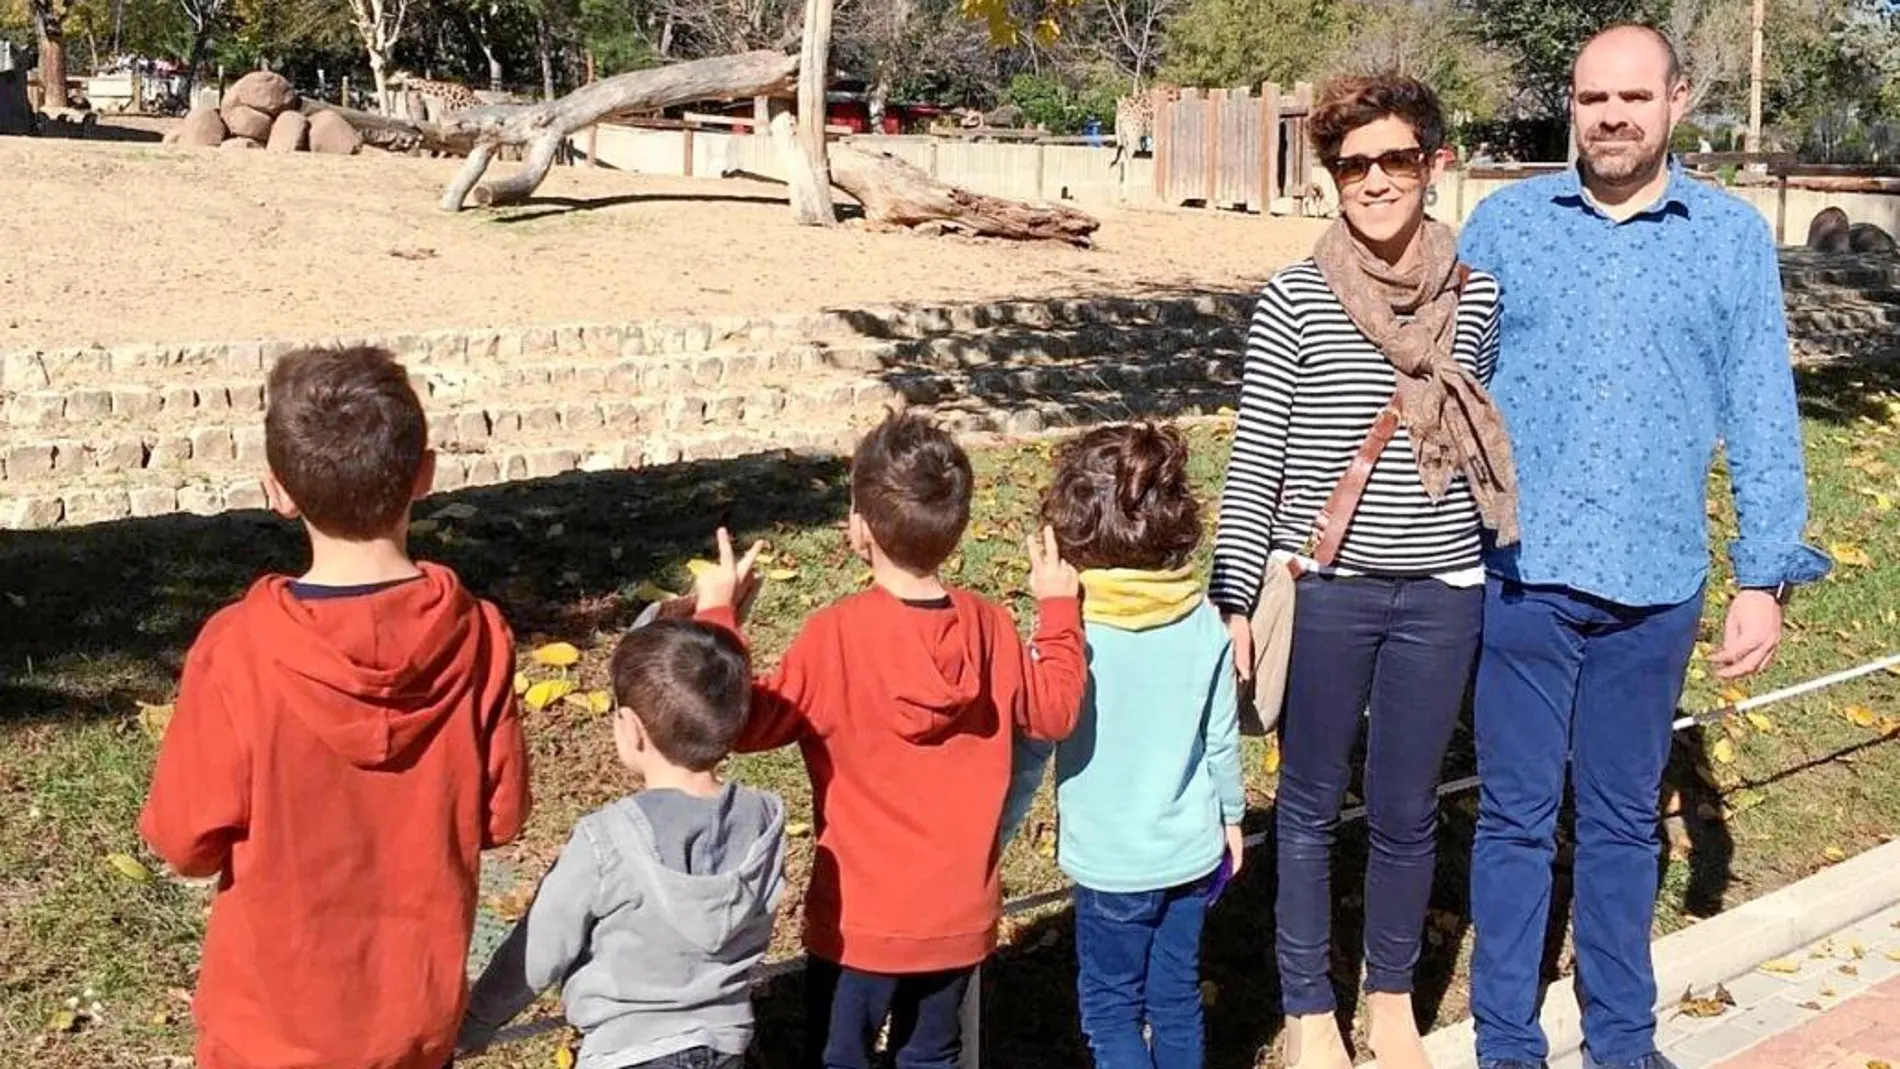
1041,422,1202,572
1308,73,1446,165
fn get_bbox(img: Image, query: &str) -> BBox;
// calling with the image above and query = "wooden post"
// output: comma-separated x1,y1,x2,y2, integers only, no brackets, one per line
585,50,599,167
1204,88,1226,206
1747,0,1766,154
1291,81,1314,210
682,123,695,177
791,0,839,225
752,94,769,135
341,75,351,107
1774,173,1787,245
1260,82,1281,211
1033,142,1046,200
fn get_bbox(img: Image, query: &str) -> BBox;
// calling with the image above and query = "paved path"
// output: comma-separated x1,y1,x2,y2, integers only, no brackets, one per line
1590,902,1900,1069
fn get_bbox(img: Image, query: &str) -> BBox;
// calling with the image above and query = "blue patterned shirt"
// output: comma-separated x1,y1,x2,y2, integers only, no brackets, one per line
1458,161,1831,607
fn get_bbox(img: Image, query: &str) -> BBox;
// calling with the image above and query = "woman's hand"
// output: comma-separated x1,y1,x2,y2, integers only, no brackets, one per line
1224,612,1254,682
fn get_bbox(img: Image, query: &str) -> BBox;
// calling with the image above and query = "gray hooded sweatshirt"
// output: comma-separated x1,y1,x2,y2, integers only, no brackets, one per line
460,783,787,1068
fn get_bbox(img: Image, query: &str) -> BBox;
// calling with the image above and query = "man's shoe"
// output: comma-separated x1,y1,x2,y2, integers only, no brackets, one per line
1581,1051,1678,1069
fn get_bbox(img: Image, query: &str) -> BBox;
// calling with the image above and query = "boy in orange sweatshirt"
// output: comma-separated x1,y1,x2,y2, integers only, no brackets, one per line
694,411,1086,1069
139,346,531,1069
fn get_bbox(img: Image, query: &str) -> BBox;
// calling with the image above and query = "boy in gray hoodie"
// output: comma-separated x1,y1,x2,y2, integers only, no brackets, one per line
457,613,788,1069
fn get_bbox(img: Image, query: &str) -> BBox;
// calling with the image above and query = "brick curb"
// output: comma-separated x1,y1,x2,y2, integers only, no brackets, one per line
1373,837,1900,1069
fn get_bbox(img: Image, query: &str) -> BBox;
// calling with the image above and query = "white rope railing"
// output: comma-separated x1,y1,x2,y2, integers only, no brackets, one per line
490,651,1900,1056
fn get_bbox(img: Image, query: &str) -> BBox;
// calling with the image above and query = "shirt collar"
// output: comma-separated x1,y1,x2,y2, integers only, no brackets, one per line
1553,155,1693,219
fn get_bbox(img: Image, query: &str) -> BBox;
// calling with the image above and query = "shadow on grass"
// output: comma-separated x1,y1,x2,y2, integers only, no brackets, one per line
0,451,854,727
1795,357,1900,426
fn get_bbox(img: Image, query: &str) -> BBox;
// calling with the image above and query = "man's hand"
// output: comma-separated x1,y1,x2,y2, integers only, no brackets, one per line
1027,526,1080,601
1711,588,1783,679
1224,824,1246,878
1225,613,1254,682
694,528,765,612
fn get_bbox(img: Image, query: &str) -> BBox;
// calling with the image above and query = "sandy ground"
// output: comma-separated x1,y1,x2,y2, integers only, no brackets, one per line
0,131,1330,351
0,132,1326,351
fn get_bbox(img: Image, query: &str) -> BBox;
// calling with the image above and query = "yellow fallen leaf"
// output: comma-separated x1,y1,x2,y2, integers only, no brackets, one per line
686,559,715,579
531,642,581,668
857,569,875,586
1830,542,1873,568
1199,980,1220,1005
1745,712,1775,733
46,1009,78,1033
107,853,152,883
1718,686,1748,705
513,672,530,696
631,581,677,603
1264,743,1282,775
787,822,813,839
1759,957,1800,974
554,1044,576,1069
1845,705,1878,728
524,679,576,712
1824,845,1848,862
137,701,175,741
1711,738,1736,765
767,568,799,582
563,689,613,715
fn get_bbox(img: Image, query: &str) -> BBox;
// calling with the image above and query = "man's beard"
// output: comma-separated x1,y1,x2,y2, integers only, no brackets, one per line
1579,128,1665,181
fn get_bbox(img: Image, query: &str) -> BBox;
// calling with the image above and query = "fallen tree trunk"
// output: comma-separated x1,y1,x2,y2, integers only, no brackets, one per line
829,144,1101,246
299,99,465,155
438,49,798,210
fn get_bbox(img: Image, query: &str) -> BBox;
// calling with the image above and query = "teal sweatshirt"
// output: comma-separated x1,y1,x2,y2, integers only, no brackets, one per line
1003,576,1242,894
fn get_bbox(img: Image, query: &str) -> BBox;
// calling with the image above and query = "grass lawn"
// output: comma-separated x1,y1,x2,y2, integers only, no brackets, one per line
2,361,1897,1069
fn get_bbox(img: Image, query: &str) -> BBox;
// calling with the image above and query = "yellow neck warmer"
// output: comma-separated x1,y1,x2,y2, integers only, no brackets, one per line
1079,566,1204,631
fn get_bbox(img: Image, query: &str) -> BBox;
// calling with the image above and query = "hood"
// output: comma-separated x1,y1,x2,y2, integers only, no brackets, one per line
1079,567,1205,631
248,562,497,769
613,787,788,954
854,588,995,743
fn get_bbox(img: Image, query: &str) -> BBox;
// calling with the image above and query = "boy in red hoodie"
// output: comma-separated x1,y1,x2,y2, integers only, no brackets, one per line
139,346,530,1069
694,411,1086,1069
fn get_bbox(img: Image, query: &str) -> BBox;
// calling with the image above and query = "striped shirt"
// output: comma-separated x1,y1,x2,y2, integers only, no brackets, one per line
1209,259,1502,616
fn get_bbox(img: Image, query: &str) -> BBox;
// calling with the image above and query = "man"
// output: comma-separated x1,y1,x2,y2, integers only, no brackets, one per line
1457,24,1831,1069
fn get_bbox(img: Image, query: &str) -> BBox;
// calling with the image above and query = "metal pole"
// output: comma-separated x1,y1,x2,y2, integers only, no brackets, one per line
1747,0,1766,153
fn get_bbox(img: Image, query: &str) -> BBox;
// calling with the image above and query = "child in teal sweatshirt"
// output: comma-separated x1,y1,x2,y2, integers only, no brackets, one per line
1003,422,1244,1069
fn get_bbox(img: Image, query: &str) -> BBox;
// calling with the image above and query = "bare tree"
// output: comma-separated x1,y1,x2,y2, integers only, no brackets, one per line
1094,0,1176,87
651,0,808,55
27,0,70,111
179,0,228,100
347,0,413,110
1323,0,1512,122
1667,0,1753,118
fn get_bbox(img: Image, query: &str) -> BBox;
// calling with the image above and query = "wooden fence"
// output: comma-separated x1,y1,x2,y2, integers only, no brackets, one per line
1152,82,1320,213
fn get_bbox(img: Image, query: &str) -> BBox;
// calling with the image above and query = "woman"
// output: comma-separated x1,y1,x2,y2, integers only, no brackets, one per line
1208,75,1518,1069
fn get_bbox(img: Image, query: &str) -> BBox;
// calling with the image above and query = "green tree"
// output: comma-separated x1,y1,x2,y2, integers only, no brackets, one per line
1159,0,1342,87
1464,0,1665,117
1322,0,1513,123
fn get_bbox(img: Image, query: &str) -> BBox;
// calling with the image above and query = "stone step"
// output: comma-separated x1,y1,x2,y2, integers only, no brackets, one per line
0,374,902,490
888,348,1243,409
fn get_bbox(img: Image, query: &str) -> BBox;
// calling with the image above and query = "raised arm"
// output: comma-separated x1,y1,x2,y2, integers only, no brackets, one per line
140,638,250,878
1012,528,1087,742
1209,279,1304,618
697,605,825,752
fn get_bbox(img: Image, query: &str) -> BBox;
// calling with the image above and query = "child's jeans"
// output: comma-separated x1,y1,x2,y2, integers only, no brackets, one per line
627,1047,745,1069
804,957,975,1069
1073,874,1214,1069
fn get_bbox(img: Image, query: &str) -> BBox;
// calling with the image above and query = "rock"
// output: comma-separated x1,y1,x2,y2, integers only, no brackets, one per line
307,109,363,156
1807,206,1852,253
266,109,309,153
219,136,262,151
162,127,180,145
1848,222,1898,256
220,103,272,142
220,70,297,117
178,104,227,147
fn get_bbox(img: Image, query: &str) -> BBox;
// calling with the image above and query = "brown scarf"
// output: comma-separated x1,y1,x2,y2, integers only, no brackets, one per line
1313,217,1520,547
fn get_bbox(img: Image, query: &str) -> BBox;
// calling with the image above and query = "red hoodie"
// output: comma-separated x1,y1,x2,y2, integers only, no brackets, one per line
703,587,1084,973
139,562,530,1069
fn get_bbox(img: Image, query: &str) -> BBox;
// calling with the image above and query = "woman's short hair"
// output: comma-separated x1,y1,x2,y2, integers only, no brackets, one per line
1308,74,1446,165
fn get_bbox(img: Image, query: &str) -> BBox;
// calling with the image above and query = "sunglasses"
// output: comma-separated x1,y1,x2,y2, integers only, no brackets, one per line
1324,147,1431,186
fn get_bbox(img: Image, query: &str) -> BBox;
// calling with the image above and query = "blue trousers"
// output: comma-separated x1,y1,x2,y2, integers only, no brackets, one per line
1276,574,1484,1016
1470,579,1703,1067
804,957,974,1069
1073,875,1214,1069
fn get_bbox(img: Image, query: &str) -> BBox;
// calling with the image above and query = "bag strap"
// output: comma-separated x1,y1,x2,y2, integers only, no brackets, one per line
1299,262,1471,569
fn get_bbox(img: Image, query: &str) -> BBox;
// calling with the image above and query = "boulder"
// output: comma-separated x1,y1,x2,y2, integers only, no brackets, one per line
1807,206,1852,253
221,70,298,117
307,109,363,156
220,103,273,142
1848,222,1898,256
219,136,261,150
177,104,227,147
266,109,309,153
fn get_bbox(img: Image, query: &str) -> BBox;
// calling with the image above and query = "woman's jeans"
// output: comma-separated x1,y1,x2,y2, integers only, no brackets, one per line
1275,574,1482,1016
1074,874,1215,1069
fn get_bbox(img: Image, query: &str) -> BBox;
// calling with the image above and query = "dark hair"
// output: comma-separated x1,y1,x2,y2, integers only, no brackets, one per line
610,620,752,772
1041,422,1201,572
1309,74,1446,165
851,410,973,572
265,346,429,539
1577,23,1684,87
